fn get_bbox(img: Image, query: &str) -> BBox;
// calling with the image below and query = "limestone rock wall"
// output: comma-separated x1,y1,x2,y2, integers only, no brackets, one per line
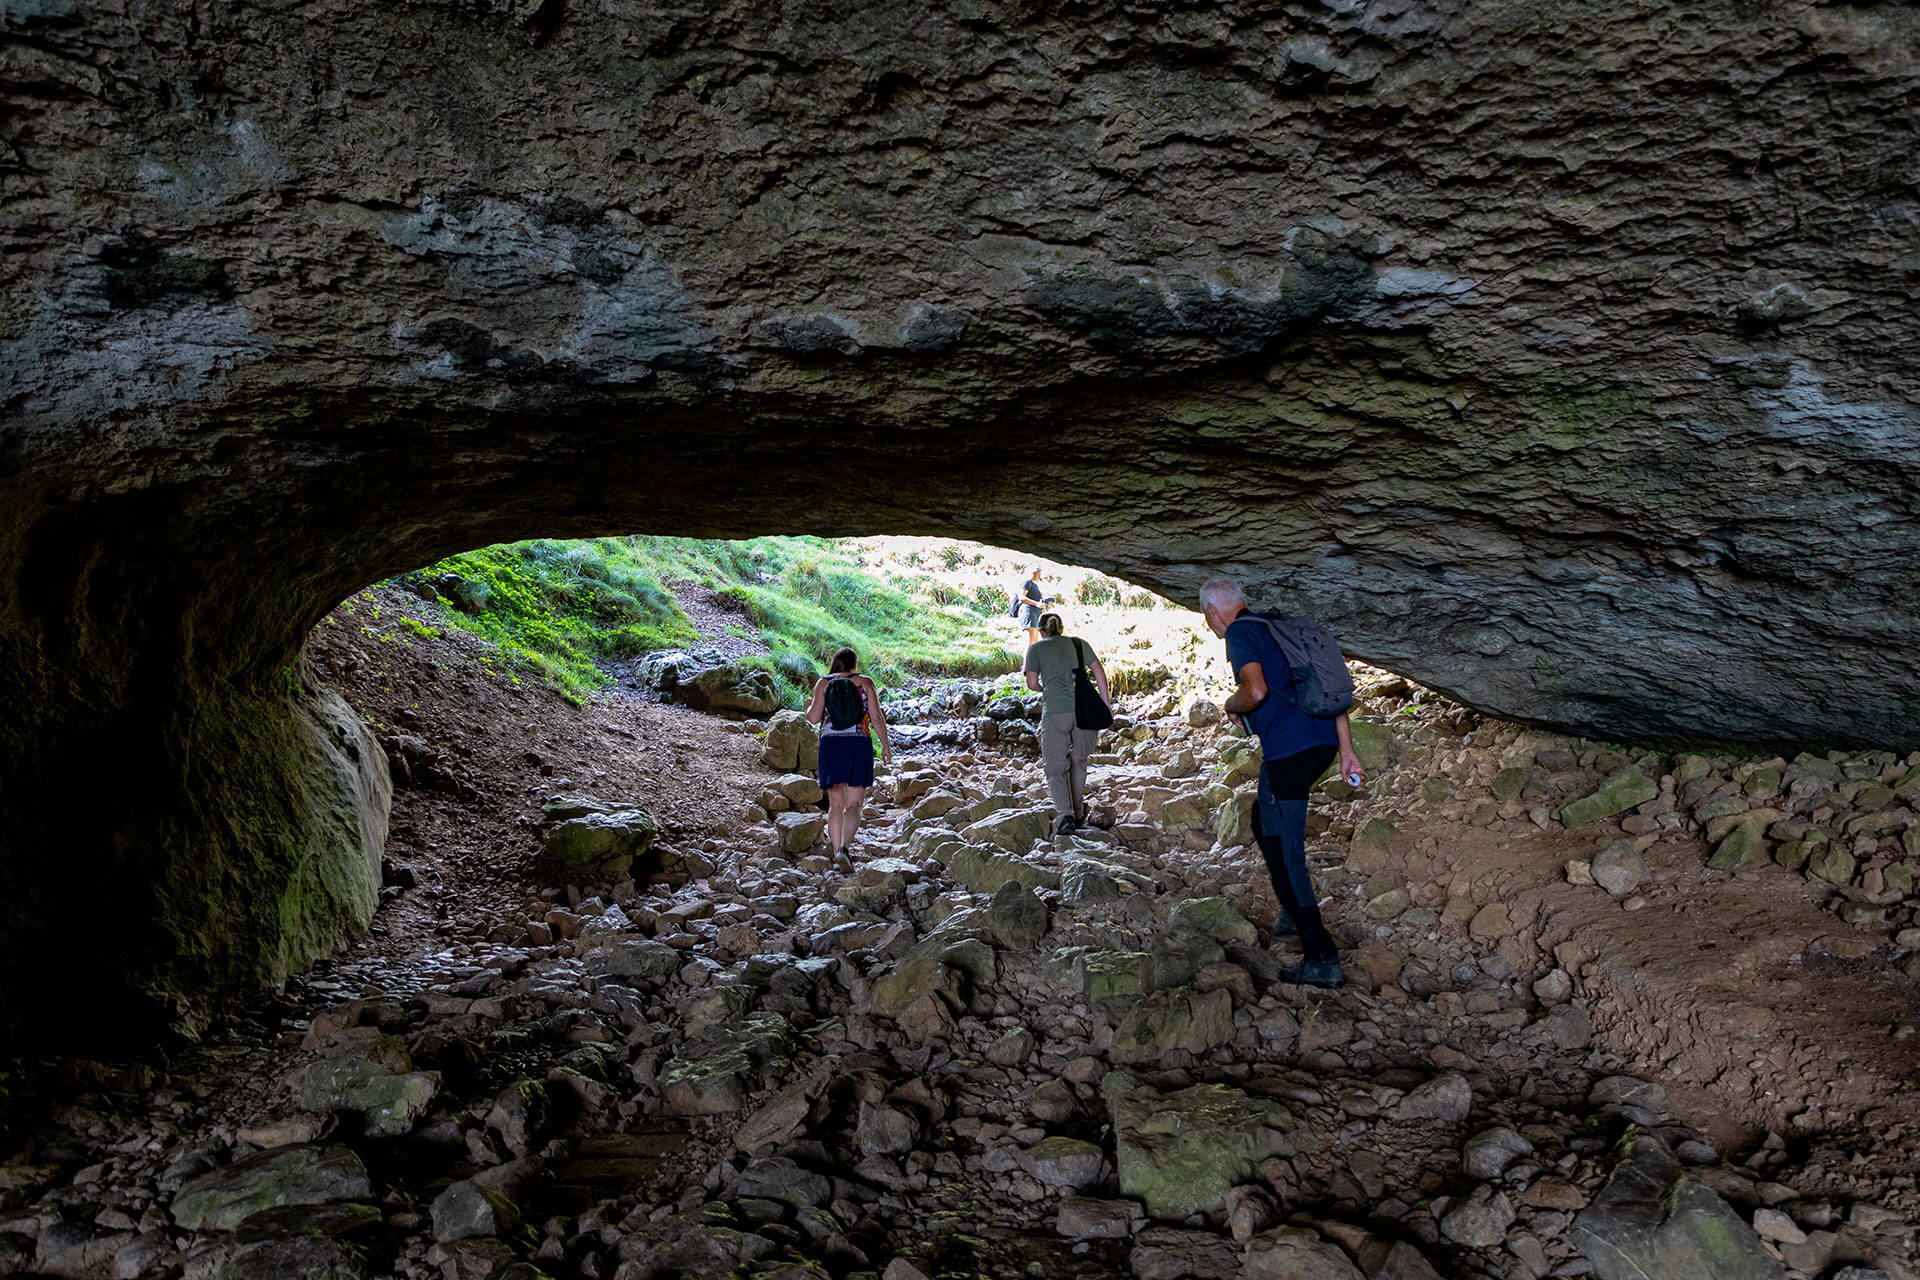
2,0,1918,1040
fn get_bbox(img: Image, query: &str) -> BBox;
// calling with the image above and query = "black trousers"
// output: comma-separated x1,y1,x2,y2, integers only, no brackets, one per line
1251,744,1340,964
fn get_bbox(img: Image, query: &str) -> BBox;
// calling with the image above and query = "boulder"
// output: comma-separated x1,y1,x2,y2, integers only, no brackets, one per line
1159,793,1208,832
869,956,963,1019
1440,1183,1517,1248
1214,791,1256,848
1109,986,1235,1064
1395,1072,1472,1123
171,1145,373,1231
640,651,782,716
591,938,684,985
987,880,1049,950
1808,842,1857,886
1018,1137,1105,1189
1561,766,1660,827
1103,1072,1294,1219
760,711,819,773
1127,1226,1242,1280
962,806,1056,853
429,1180,521,1243
484,1079,549,1159
538,803,658,874
1346,818,1406,875
855,1102,918,1157
1590,1076,1670,1124
1463,1127,1535,1180
771,773,824,805
657,1014,797,1116
297,1051,439,1138
1591,839,1648,898
933,842,1060,895
1166,897,1257,946
1571,1131,1786,1279
1243,1226,1368,1280
775,811,827,854
1056,1196,1144,1239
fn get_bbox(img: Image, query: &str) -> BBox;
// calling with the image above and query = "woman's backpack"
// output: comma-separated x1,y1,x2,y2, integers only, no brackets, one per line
824,676,867,731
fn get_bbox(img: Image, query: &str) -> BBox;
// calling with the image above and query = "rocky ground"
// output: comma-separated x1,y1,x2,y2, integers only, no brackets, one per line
2,583,1917,1280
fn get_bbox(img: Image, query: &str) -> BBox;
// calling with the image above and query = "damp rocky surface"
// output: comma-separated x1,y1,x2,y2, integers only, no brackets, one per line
3,586,1917,1280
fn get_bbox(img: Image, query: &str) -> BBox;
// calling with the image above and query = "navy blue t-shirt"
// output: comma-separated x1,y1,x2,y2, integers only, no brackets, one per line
1224,613,1338,762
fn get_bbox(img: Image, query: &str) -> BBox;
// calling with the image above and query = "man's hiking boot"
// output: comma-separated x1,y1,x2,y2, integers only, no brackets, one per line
1269,914,1299,940
1051,814,1078,837
1280,959,1343,989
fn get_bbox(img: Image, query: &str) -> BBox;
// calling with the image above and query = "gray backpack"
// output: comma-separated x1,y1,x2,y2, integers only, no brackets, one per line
1253,614,1355,718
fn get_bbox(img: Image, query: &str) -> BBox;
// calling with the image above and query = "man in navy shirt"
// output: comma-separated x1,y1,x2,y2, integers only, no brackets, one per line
1203,576,1366,988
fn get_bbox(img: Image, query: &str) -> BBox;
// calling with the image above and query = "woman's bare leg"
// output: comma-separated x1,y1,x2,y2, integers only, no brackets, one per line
825,785,847,851
841,785,867,849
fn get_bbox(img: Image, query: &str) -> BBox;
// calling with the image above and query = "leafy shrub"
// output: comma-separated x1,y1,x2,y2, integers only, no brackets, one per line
1076,577,1121,607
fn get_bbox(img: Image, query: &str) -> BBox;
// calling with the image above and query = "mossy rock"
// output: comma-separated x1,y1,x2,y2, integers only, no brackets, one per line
870,956,962,1018
1671,754,1714,784
1807,844,1857,887
936,842,1060,894
539,807,657,871
1166,898,1257,947
1214,792,1255,848
961,806,1055,854
1490,766,1532,801
1706,817,1770,871
172,1145,374,1231
1560,766,1658,827
298,1057,440,1137
1103,1073,1295,1220
1347,719,1392,771
1083,951,1150,1004
1110,987,1235,1064
1571,1129,1786,1279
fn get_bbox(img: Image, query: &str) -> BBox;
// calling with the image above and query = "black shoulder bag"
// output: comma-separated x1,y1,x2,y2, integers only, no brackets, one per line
1070,638,1114,731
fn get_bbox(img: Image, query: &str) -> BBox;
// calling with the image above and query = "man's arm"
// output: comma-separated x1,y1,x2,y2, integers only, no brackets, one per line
1334,712,1365,783
1222,661,1267,723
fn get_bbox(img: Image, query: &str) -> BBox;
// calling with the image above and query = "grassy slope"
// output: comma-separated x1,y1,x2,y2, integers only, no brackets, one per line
412,536,1027,706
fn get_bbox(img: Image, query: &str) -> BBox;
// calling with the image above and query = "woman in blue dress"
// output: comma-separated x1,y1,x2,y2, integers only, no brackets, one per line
805,647,893,858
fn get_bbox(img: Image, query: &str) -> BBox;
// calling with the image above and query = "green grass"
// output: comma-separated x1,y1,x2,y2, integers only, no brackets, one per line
417,539,700,702
409,535,1019,706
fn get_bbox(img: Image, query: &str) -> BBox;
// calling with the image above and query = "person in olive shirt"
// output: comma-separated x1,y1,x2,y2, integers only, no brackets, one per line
1202,577,1366,989
1023,611,1110,835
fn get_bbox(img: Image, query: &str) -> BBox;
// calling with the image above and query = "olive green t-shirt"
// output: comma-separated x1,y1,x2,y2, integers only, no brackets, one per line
1024,635,1094,717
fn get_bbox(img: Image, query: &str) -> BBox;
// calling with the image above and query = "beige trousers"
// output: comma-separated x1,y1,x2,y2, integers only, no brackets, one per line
1040,711,1098,819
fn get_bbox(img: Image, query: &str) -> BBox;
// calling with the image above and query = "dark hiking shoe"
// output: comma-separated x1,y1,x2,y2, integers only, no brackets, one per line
1269,914,1299,940
1280,959,1343,989
1051,814,1078,837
